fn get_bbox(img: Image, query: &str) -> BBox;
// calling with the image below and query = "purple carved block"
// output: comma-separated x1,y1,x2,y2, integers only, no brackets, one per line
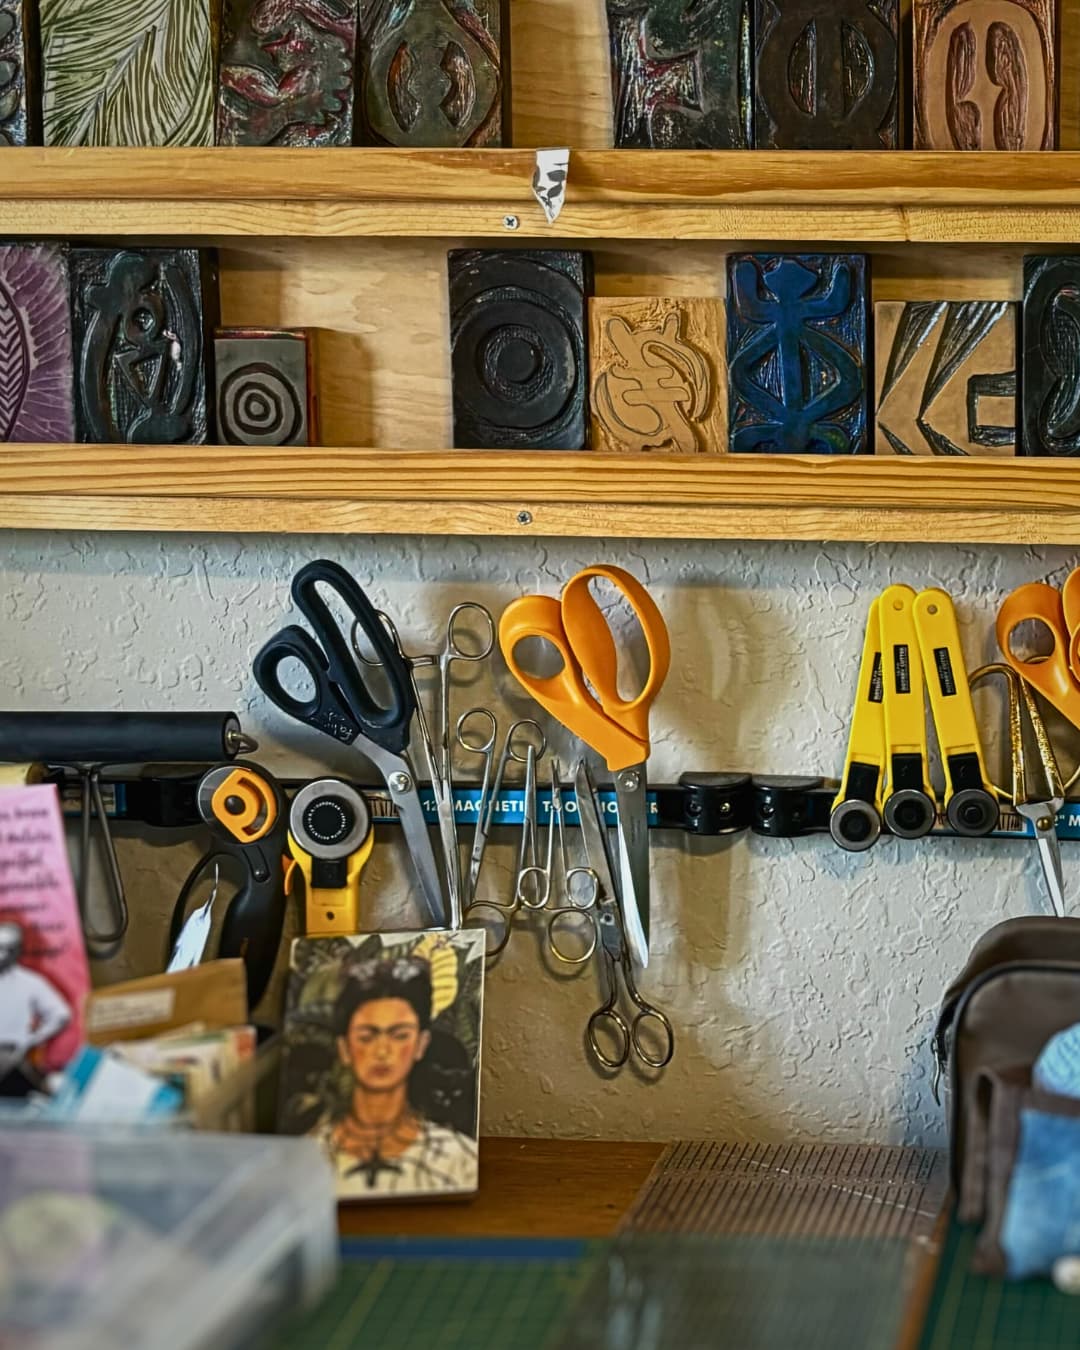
0,244,75,443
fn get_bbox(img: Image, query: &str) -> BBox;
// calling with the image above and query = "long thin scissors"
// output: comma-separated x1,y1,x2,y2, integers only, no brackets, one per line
499,565,671,968
456,708,546,910
575,759,673,1071
354,603,496,929
252,559,446,928
539,758,601,966
972,663,1067,917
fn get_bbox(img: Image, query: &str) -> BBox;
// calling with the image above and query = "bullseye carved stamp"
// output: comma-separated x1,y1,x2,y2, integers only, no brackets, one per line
215,328,317,447
449,249,593,450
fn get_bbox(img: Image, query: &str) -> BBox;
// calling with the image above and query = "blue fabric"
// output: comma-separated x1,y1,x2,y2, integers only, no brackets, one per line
1035,1025,1080,1099
1000,1110,1080,1279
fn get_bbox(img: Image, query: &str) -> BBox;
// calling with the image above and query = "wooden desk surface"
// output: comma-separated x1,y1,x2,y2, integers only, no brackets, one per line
338,1137,665,1239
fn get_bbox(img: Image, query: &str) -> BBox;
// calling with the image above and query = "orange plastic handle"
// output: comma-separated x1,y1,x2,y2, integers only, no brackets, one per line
1062,567,1080,682
210,768,278,843
998,582,1080,730
499,566,670,772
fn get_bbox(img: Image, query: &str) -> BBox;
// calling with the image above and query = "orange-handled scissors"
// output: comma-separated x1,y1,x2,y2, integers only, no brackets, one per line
498,565,671,969
998,581,1080,731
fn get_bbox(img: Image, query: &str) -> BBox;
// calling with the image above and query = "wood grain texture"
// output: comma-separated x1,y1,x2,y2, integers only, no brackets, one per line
875,300,1017,455
216,0,359,147
606,0,751,149
40,0,215,148
727,252,870,453
914,0,1057,149
589,297,726,453
356,0,509,148
337,1137,665,1238
755,0,899,149
1022,254,1080,456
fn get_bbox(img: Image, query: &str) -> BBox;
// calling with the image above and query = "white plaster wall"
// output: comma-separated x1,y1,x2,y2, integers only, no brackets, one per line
2,529,1073,1145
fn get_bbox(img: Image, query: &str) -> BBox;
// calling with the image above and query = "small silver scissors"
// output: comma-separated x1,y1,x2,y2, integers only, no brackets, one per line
533,759,602,967
458,710,545,957
354,603,496,928
575,759,673,1071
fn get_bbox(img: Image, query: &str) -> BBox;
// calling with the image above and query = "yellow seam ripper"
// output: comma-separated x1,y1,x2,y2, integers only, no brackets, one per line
831,598,886,852
286,779,373,937
913,588,999,837
879,585,937,840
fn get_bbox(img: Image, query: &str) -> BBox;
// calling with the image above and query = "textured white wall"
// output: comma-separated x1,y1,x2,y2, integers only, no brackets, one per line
1,529,1073,1145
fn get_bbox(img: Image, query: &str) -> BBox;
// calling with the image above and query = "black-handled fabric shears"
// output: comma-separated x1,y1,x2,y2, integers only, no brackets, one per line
252,559,447,928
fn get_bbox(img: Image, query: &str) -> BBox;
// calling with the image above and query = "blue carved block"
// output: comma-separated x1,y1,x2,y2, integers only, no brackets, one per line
726,252,871,454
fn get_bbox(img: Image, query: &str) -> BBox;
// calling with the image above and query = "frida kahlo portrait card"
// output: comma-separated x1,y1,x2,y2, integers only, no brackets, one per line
278,930,485,1201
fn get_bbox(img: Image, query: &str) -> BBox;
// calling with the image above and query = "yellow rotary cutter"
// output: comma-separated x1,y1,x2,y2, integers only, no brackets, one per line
285,779,374,937
831,597,887,851
879,585,937,840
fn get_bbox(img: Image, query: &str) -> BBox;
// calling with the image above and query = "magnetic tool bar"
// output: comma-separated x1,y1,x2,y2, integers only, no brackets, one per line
52,770,1080,841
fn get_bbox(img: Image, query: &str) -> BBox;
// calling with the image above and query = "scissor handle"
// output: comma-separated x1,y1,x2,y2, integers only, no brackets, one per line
253,625,363,744
499,593,649,773
621,959,675,1069
264,560,414,755
998,583,1080,732
446,603,497,662
515,864,551,910
547,903,599,966
587,1002,632,1070
457,706,498,756
463,899,515,961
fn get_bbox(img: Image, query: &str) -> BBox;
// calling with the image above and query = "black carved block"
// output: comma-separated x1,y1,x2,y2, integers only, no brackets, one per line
754,0,899,148
606,0,752,149
0,0,40,146
357,0,510,147
449,249,593,450
1022,255,1080,457
727,252,870,454
70,248,219,445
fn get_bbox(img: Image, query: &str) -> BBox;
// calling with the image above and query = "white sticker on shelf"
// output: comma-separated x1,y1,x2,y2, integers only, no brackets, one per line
533,148,570,224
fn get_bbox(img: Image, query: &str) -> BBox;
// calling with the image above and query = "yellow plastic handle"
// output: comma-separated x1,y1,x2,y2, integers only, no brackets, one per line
833,597,886,811
913,588,990,792
210,767,278,843
289,827,374,937
998,582,1080,730
499,566,669,773
879,584,931,790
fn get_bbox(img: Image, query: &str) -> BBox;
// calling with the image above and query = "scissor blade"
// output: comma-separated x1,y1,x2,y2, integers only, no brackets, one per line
575,760,619,903
367,742,448,929
1020,802,1066,918
612,765,650,969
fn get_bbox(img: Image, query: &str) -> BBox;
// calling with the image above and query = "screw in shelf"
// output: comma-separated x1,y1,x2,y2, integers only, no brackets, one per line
517,510,533,526
503,214,520,230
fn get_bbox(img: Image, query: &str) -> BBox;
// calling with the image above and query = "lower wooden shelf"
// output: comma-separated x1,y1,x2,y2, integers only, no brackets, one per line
0,446,1077,544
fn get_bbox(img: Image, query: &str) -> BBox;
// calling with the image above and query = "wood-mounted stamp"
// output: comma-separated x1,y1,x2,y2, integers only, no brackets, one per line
215,328,317,446
0,0,40,146
914,0,1056,149
754,0,898,148
875,301,1017,457
589,297,727,453
726,253,870,454
217,0,360,147
40,0,214,146
449,249,593,450
0,244,74,442
70,248,219,445
1022,256,1080,457
356,0,509,147
606,0,751,149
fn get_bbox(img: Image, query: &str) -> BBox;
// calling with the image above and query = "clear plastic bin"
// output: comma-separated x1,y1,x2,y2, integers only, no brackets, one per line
0,1126,339,1350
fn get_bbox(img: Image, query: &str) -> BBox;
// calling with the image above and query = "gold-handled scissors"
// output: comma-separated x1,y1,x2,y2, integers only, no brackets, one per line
971,664,1067,917
574,759,673,1071
499,565,671,968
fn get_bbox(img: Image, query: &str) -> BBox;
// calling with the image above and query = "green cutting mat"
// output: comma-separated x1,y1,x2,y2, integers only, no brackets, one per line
920,1224,1080,1350
274,1240,595,1350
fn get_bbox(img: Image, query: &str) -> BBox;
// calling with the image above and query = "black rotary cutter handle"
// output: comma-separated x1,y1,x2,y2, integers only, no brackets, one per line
168,763,290,1010
252,560,414,756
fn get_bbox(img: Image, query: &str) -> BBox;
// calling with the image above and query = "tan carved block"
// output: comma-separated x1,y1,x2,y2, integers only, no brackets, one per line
589,298,727,454
913,0,1057,149
875,300,1017,457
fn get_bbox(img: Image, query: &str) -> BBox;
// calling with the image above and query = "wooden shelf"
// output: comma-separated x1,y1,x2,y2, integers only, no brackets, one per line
3,148,1080,241
2,447,1079,543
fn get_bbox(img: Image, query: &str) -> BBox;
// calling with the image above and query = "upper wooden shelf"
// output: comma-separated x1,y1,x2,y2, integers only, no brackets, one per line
2,447,1079,544
5,148,1080,241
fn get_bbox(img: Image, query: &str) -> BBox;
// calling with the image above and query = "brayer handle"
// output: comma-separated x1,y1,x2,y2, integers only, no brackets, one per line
0,713,254,765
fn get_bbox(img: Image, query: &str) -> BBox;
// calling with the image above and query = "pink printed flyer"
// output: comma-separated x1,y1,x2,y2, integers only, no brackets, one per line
0,785,89,1074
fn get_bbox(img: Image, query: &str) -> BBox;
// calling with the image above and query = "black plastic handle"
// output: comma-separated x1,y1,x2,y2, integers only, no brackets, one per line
0,712,243,765
253,625,363,745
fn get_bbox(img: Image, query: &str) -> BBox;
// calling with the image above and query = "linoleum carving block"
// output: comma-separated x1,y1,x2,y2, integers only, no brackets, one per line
0,244,74,443
1022,255,1080,456
589,297,727,453
215,328,316,447
41,0,214,146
